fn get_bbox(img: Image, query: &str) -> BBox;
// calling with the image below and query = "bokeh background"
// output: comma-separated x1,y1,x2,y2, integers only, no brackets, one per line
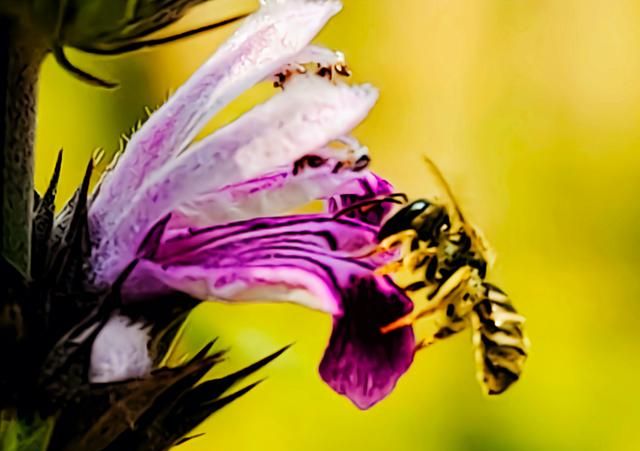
34,0,640,450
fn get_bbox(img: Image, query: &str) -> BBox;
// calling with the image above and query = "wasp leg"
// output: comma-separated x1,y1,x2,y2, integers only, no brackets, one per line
50,0,118,88
416,270,486,349
381,266,473,333
376,230,438,275
375,230,417,276
404,244,437,273
374,261,403,276
378,229,416,252
53,0,69,39
415,316,469,351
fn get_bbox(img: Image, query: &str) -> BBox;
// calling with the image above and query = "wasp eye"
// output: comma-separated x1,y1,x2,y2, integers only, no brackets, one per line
377,199,431,241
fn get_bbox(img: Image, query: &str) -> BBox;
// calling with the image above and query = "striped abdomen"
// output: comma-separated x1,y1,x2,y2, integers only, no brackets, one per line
471,283,528,395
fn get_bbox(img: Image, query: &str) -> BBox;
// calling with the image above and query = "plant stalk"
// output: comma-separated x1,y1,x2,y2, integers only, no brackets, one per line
0,15,46,277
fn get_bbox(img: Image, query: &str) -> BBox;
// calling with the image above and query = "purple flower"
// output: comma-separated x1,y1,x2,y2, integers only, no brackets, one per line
87,0,414,410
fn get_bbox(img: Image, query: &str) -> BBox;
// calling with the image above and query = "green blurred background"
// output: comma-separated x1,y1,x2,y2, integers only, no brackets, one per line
34,0,640,450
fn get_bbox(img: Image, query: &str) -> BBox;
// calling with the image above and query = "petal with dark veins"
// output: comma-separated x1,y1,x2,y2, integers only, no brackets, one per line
120,215,414,408
319,275,414,409
327,172,395,225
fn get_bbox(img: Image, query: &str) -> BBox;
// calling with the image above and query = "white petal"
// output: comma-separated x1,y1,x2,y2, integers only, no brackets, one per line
91,76,377,285
170,137,369,227
90,0,343,234
90,315,152,383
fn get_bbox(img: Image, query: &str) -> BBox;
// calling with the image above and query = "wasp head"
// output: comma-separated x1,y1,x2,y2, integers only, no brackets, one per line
377,199,450,244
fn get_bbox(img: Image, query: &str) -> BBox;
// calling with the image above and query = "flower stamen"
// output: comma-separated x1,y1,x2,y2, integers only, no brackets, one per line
273,47,351,89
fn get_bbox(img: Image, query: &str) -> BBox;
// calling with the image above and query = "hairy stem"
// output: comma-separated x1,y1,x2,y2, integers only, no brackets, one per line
0,16,46,276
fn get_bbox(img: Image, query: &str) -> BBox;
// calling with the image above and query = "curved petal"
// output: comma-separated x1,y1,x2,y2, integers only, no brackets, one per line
126,214,380,299
161,215,377,255
122,214,414,408
170,137,370,227
319,275,414,409
91,77,378,285
90,0,343,231
327,172,395,225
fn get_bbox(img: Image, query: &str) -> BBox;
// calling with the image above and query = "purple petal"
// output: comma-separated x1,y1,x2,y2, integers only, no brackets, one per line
319,275,414,409
121,214,414,407
327,172,395,225
124,215,379,303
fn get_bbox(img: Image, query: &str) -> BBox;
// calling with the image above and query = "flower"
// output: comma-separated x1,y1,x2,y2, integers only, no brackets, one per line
86,0,415,410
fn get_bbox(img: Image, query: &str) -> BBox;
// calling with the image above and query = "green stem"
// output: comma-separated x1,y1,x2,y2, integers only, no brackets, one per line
0,16,46,277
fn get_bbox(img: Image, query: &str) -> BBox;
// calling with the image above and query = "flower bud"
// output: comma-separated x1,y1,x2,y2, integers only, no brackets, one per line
2,0,247,87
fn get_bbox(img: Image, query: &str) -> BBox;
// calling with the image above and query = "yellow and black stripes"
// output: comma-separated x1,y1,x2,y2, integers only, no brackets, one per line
373,196,528,395
471,283,528,395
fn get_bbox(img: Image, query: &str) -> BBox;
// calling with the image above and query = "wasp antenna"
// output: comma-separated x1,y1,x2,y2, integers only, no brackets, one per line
332,194,407,219
78,13,250,56
53,46,118,88
421,154,466,223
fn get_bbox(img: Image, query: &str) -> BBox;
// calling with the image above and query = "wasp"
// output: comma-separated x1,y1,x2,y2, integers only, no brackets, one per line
363,157,528,395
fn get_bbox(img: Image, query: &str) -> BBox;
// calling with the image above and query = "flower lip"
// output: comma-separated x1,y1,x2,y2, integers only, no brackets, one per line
319,275,415,409
120,212,415,408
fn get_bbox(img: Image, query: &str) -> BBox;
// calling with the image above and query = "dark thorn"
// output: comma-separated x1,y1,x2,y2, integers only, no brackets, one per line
41,149,63,206
218,344,290,382
108,258,140,308
189,339,220,363
137,213,172,259
199,379,264,412
174,433,206,446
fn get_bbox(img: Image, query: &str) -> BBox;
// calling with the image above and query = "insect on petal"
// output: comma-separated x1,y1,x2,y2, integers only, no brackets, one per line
170,138,370,227
92,77,378,285
91,0,344,232
121,214,414,408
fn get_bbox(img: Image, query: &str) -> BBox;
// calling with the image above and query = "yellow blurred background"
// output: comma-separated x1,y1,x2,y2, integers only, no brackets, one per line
34,0,640,450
